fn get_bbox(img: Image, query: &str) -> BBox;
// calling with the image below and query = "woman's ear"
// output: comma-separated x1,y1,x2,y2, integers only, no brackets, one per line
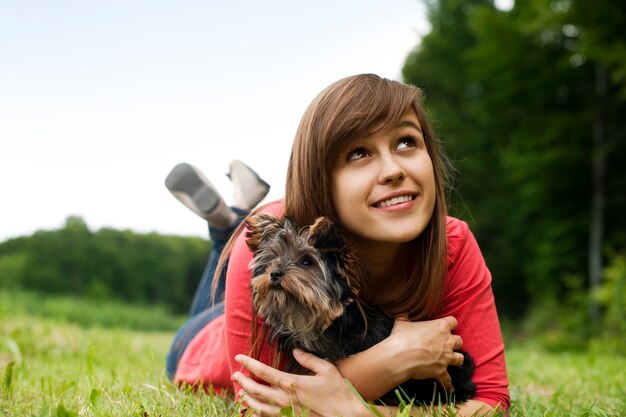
245,213,283,252
307,217,345,251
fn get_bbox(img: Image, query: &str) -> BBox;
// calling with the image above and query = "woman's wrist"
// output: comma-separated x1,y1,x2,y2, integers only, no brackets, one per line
336,335,408,401
383,329,413,383
376,331,413,385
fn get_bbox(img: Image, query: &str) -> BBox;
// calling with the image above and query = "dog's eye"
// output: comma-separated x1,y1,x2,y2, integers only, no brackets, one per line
300,257,313,266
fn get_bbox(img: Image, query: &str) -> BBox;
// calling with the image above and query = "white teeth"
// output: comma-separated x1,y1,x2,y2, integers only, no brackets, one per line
377,195,414,208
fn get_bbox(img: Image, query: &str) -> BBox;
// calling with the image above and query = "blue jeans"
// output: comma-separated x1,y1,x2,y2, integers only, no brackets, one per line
165,208,247,380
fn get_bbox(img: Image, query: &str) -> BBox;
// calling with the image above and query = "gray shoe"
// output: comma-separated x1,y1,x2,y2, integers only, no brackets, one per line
228,160,270,210
165,163,222,220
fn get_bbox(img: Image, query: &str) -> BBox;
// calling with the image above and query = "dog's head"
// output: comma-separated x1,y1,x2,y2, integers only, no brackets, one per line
246,213,362,350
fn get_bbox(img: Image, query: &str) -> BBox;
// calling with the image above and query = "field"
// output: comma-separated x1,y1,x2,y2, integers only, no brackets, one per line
1,291,624,416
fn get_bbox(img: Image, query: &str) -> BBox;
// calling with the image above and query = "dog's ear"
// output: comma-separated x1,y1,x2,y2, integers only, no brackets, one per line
246,213,283,252
309,217,364,300
307,217,345,251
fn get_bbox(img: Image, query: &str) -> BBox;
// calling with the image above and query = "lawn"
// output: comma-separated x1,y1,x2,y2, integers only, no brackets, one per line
1,291,624,416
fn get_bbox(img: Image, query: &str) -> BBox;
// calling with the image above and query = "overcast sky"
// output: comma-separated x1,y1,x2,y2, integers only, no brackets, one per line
0,0,431,242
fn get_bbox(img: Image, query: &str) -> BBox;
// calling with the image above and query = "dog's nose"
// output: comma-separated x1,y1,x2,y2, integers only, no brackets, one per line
270,270,284,283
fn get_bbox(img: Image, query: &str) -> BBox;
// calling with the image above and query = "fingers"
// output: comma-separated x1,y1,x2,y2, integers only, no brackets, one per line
442,318,464,363
452,335,463,350
235,354,294,390
441,316,458,331
234,371,291,407
292,349,333,374
234,369,297,417
439,371,453,391
240,391,283,417
438,351,464,391
445,333,464,366
453,352,465,367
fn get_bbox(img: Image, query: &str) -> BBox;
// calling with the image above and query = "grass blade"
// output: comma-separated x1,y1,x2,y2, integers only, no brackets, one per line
3,361,14,395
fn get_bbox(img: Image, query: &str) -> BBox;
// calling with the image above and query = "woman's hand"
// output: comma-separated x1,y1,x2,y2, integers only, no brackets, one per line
334,315,466,401
233,349,370,417
389,316,465,389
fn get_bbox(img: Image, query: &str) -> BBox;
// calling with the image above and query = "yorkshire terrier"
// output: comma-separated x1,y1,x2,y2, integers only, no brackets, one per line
245,213,476,405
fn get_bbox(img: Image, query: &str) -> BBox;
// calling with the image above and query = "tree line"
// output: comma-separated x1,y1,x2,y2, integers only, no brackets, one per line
0,216,208,314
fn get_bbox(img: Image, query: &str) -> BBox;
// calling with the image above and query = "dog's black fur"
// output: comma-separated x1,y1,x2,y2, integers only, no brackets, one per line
246,213,476,405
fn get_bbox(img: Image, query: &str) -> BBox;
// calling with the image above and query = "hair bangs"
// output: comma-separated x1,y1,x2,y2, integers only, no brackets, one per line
324,76,423,170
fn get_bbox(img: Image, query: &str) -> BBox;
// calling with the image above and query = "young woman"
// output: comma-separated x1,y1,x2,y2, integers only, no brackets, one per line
166,74,509,417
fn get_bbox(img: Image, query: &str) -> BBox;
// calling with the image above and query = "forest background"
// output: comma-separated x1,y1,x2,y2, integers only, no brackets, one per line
1,0,625,353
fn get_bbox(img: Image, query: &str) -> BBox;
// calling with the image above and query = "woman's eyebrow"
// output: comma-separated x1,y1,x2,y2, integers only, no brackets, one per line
397,120,423,133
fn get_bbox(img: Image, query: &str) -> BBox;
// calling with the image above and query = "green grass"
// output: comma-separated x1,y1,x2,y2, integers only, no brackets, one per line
1,290,624,416
506,348,625,416
0,290,186,332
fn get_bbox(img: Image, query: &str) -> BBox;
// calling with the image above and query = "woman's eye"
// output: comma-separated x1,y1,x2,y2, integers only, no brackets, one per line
396,136,418,150
347,147,369,161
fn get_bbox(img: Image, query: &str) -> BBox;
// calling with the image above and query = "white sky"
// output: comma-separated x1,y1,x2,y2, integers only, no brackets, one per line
0,0,429,242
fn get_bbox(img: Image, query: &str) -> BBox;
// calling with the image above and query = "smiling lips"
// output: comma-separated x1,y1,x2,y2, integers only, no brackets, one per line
373,194,416,208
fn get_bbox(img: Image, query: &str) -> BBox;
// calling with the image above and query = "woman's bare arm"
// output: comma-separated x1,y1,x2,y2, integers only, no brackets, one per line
336,317,465,401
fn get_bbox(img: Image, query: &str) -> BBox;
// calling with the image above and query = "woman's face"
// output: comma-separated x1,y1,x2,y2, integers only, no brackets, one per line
331,109,436,246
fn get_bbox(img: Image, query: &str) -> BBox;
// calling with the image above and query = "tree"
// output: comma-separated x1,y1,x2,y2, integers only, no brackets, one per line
403,0,626,321
565,0,626,319
0,216,209,313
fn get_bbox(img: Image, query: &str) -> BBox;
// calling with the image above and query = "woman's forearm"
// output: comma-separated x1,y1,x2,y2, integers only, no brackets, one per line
336,317,463,401
336,336,407,401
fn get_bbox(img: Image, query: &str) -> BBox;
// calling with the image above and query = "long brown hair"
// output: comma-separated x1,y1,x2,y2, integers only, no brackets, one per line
285,74,452,320
214,74,453,340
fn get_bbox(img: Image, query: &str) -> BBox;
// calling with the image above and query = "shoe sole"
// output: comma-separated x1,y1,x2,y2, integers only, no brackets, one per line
165,163,220,214
228,159,270,209
227,160,271,189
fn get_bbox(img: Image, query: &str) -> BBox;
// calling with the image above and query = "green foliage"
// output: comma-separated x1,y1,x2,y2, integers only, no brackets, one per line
519,274,592,352
590,251,626,354
403,0,626,324
509,250,626,353
0,289,185,331
0,216,209,313
0,252,26,288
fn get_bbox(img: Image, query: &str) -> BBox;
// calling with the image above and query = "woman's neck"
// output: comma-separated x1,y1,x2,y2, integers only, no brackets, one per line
353,239,410,299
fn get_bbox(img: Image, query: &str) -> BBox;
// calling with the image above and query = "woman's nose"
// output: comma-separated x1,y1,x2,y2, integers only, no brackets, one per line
378,155,406,184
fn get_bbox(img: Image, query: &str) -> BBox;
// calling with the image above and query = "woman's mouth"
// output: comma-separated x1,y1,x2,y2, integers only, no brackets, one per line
374,194,415,208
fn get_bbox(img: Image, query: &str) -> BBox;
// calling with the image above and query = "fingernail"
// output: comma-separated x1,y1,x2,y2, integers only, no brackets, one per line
231,371,240,381
234,354,242,363
293,348,303,355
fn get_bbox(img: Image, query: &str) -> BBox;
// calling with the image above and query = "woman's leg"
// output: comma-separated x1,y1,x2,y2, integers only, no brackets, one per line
166,301,225,380
164,161,269,380
189,207,247,315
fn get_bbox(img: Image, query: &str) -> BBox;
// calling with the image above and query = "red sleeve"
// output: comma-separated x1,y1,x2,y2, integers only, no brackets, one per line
224,201,284,397
438,217,510,410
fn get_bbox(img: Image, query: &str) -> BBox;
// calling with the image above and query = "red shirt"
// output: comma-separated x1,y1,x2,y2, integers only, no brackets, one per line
174,201,510,409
